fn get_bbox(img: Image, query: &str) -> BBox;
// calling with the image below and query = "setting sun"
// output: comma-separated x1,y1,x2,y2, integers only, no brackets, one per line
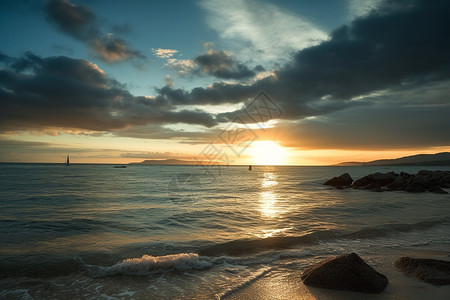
249,141,288,165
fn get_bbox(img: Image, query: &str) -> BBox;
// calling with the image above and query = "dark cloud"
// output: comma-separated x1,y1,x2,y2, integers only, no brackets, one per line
0,139,83,162
274,102,450,150
274,0,450,103
193,49,264,79
152,0,450,129
45,0,144,63
0,52,217,133
2,0,449,152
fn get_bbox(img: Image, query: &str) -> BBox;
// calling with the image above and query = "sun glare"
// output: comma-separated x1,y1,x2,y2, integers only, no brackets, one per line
249,141,287,165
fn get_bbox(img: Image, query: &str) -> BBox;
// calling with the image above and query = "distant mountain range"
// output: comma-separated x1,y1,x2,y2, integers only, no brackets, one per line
131,153,450,166
336,152,450,166
132,159,226,165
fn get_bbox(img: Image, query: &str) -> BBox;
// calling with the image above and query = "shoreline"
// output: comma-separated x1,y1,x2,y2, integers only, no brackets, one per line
226,249,450,300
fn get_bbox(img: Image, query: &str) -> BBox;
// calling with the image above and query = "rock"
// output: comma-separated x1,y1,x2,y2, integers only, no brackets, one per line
364,183,382,190
324,177,338,186
324,173,353,187
393,257,450,285
387,175,407,190
405,175,429,193
400,171,412,178
328,170,449,193
352,175,373,187
301,253,388,293
353,172,396,188
440,175,450,188
418,170,430,176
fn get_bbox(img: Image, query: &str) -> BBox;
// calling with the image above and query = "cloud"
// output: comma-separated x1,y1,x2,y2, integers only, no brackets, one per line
152,48,178,59
155,48,262,80
45,0,144,63
0,52,218,134
0,138,90,162
119,151,193,159
2,0,449,152
200,0,328,64
276,103,450,150
347,0,385,18
157,0,450,118
194,49,263,79
143,0,450,150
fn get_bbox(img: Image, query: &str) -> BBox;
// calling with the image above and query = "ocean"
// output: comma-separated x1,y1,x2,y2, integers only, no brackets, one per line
1,164,449,299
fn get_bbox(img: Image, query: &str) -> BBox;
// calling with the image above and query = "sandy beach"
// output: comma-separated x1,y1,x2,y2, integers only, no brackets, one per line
226,250,450,300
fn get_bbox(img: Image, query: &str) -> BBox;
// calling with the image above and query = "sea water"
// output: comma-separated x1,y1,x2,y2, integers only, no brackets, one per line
1,164,449,299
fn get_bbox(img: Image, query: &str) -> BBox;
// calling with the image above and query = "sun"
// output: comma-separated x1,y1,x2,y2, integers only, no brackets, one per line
249,141,288,165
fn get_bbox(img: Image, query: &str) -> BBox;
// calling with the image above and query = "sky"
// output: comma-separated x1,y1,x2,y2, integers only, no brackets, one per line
0,0,449,165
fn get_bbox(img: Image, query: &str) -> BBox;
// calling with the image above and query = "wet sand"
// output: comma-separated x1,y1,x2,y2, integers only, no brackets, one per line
225,251,450,300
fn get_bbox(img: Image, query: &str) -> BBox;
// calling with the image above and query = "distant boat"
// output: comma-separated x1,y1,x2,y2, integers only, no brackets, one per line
113,165,127,168
248,165,252,171
66,154,70,166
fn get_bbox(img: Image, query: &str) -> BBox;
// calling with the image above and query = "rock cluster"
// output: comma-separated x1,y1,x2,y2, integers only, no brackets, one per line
301,253,388,293
324,170,450,193
301,253,450,295
394,257,450,285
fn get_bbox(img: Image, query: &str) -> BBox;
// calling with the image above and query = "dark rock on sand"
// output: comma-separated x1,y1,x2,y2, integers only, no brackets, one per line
323,173,353,187
393,257,450,285
301,252,388,293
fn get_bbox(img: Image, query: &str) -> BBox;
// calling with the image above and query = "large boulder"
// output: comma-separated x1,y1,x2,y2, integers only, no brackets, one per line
441,174,450,188
353,172,396,188
301,253,388,293
393,257,450,285
323,173,353,187
386,175,407,190
405,175,429,193
326,170,449,193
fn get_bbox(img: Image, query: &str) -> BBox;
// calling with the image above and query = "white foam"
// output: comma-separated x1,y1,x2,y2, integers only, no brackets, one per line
94,253,212,277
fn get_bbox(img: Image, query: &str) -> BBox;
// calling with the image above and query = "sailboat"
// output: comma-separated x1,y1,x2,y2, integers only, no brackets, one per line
248,165,252,171
66,154,70,166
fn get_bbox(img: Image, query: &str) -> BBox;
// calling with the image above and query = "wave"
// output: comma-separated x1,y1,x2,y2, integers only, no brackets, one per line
91,253,212,277
199,219,447,256
341,220,444,240
90,249,313,279
198,230,339,256
2,219,446,279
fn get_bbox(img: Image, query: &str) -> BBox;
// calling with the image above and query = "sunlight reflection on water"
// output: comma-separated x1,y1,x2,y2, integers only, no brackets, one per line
259,172,280,218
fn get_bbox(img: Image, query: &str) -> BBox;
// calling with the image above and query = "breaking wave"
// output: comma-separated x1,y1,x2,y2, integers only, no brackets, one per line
92,253,212,277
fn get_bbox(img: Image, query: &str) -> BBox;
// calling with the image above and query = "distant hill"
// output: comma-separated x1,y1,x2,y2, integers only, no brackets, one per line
336,152,450,166
131,159,226,165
